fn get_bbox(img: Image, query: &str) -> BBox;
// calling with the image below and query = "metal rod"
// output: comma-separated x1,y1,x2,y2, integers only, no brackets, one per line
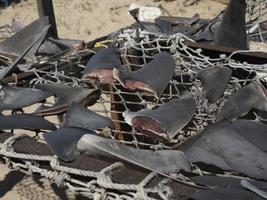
37,0,58,38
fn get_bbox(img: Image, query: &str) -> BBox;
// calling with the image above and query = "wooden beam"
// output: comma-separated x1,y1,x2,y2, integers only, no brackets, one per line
184,40,267,64
37,0,58,38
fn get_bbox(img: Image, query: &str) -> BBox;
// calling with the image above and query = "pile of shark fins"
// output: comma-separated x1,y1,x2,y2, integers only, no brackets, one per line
0,0,267,199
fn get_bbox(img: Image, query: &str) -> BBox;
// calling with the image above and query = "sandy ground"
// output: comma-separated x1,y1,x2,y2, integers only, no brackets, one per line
0,164,20,200
0,0,266,199
0,0,227,41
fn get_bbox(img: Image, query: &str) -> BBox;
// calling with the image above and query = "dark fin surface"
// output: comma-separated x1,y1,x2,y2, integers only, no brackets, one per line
114,52,175,97
77,134,191,174
190,188,262,200
197,66,232,103
0,114,56,131
181,120,267,179
0,85,51,111
214,0,248,49
0,24,50,80
64,102,114,131
0,17,50,61
192,176,267,190
34,84,100,116
44,127,94,162
217,82,267,122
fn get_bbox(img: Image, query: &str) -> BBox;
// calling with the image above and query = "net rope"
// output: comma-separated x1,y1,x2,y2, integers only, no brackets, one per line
0,1,267,199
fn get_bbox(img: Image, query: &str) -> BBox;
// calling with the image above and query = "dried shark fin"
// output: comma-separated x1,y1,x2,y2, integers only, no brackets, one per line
232,120,267,152
123,94,196,140
192,14,222,42
34,84,100,116
44,127,94,162
181,120,267,179
241,180,267,199
0,17,50,62
37,40,62,56
0,114,56,131
77,134,191,174
190,188,261,200
64,102,114,131
113,52,175,97
197,66,232,103
38,37,84,55
217,82,267,122
82,48,122,84
192,176,267,190
0,24,50,80
214,0,248,49
0,85,51,111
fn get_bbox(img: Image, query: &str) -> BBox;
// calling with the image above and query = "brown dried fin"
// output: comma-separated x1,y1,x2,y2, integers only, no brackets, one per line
64,102,114,131
34,84,100,116
113,52,175,97
0,114,56,131
82,48,122,84
197,66,232,103
77,134,191,174
0,85,51,111
44,127,93,162
123,94,196,140
217,82,267,122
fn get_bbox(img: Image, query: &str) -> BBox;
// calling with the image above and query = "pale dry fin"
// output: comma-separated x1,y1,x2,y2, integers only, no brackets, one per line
0,85,51,111
192,15,222,42
241,180,267,199
77,134,191,174
82,48,122,84
214,0,248,49
114,52,175,97
182,120,267,179
64,102,114,131
0,114,56,131
44,127,94,162
34,84,100,116
123,94,196,140
197,66,232,103
217,82,267,122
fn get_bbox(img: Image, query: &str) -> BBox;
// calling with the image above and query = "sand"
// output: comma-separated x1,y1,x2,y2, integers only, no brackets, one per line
0,0,227,41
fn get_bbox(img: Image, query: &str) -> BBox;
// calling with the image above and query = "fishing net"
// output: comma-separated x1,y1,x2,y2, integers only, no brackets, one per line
246,0,267,42
0,1,267,199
